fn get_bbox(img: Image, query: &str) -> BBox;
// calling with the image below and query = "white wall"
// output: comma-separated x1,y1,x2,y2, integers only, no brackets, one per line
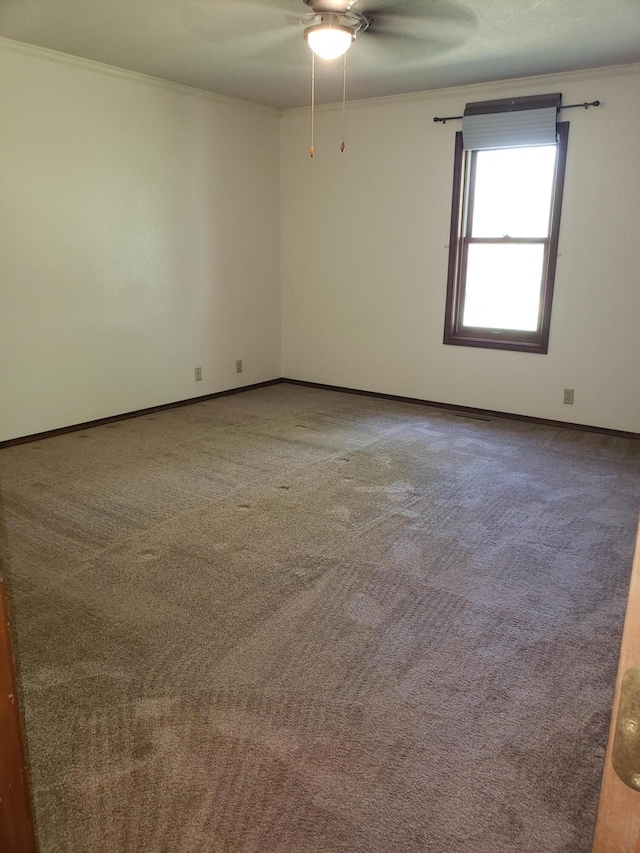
2,46,638,439
280,65,640,433
0,40,281,442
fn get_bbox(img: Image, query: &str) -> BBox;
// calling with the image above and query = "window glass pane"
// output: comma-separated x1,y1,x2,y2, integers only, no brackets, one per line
471,146,557,238
462,243,545,331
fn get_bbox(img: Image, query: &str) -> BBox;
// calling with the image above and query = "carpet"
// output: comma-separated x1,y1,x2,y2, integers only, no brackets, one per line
1,384,639,852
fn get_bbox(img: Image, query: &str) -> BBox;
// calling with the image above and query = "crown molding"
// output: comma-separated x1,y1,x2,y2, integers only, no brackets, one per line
281,61,640,116
0,36,279,116
1,35,638,120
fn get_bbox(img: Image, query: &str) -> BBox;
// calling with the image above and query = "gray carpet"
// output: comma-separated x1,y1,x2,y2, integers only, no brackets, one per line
1,384,639,852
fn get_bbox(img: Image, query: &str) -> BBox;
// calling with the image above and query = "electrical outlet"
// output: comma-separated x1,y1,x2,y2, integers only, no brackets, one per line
194,367,202,381
236,360,243,374
563,388,574,405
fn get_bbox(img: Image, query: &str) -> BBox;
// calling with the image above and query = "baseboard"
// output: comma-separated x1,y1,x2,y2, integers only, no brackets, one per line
0,380,282,448
1,376,637,447
0,581,38,853
280,378,640,440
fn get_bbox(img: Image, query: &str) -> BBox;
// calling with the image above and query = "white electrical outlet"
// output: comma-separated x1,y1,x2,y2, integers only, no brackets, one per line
195,367,202,381
236,360,243,374
563,388,574,405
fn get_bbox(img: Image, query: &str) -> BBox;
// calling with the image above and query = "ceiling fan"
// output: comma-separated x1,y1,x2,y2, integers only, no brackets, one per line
186,0,475,72
302,0,476,60
185,0,476,149
297,0,475,154
298,0,473,62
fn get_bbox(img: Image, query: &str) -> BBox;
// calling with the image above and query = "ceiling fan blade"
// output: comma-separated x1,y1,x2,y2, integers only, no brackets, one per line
227,27,307,64
362,0,461,13
358,27,462,64
364,0,478,37
182,0,302,43
303,1,360,12
353,0,477,64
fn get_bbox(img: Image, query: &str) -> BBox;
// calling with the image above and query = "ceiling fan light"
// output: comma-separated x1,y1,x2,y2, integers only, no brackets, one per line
305,23,354,60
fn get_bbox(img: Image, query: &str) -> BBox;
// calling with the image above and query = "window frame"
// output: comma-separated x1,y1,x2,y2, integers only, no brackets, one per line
443,121,569,354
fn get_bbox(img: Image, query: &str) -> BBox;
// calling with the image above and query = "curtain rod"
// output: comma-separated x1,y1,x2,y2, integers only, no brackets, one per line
433,100,600,124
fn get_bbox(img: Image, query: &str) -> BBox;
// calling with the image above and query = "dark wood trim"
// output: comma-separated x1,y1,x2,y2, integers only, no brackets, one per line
454,143,477,344
541,121,570,354
464,93,562,117
0,581,38,853
0,380,281,448
443,123,569,355
443,130,465,345
280,379,640,440
1,376,637,448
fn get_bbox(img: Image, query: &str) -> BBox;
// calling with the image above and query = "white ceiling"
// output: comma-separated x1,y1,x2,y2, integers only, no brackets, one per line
1,0,639,109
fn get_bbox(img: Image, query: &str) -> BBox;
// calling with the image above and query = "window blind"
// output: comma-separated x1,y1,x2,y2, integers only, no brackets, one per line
462,93,561,150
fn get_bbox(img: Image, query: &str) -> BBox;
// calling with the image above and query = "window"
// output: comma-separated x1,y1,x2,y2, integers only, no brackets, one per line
443,122,569,353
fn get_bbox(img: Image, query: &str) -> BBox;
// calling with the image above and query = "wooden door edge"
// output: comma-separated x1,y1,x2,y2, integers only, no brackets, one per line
0,580,38,852
592,520,640,852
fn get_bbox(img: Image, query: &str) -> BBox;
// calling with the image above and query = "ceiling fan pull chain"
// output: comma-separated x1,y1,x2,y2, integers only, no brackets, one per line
340,52,347,152
310,52,315,158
